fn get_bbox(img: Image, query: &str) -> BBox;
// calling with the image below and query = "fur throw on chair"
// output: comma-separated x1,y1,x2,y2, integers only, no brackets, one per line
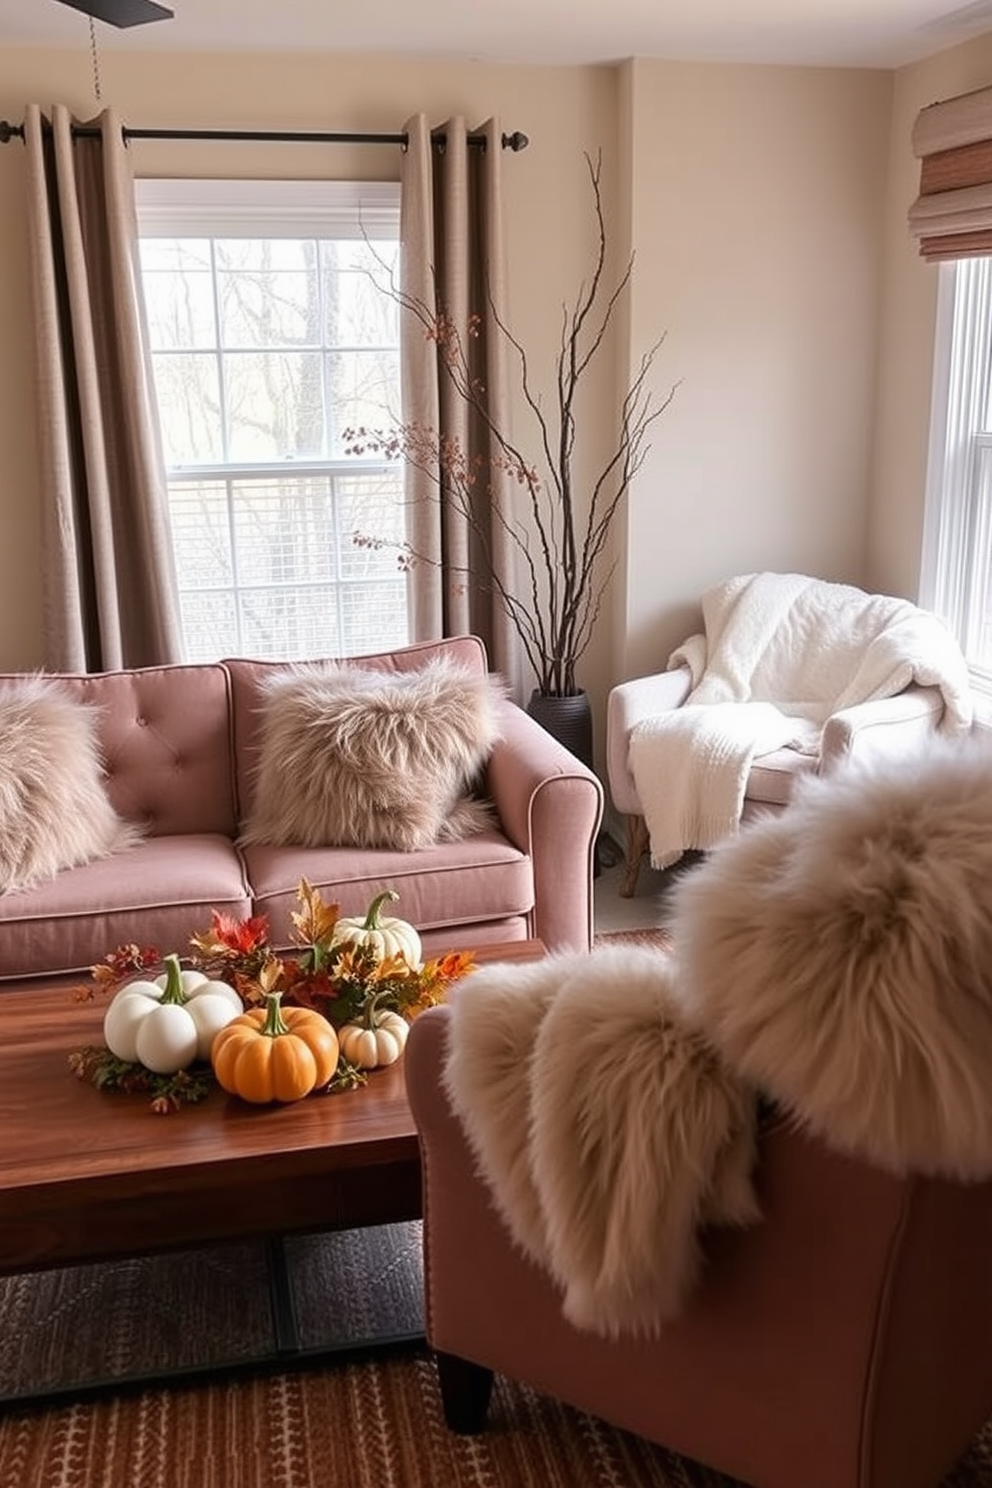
672,733,992,1182
443,948,760,1339
443,734,992,1338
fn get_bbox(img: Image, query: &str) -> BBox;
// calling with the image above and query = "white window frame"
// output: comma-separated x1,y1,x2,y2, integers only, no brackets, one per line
134,177,406,663
920,256,992,702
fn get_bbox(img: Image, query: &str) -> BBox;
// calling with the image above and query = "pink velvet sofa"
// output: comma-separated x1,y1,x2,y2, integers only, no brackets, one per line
0,636,603,984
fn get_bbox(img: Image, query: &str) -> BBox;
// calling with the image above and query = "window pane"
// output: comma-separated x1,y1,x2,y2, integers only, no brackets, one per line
179,591,240,663
168,481,233,584
965,445,992,664
217,239,320,349
337,470,406,577
152,352,224,465
141,237,213,274
224,350,325,460
340,580,407,654
230,476,339,584
327,349,400,454
325,262,400,345
142,266,217,351
237,588,342,661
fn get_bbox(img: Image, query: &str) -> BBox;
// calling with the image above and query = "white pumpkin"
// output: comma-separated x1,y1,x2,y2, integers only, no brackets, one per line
332,890,422,968
338,1008,410,1070
103,954,240,1071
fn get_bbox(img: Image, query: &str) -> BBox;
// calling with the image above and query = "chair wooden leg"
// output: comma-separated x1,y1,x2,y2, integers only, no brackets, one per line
435,1349,495,1433
620,813,650,898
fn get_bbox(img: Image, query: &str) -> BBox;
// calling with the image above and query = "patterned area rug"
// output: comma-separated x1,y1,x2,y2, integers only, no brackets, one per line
594,927,674,952
2,1227,992,1488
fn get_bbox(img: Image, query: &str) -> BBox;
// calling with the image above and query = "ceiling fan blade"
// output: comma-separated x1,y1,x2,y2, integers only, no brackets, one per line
54,0,174,27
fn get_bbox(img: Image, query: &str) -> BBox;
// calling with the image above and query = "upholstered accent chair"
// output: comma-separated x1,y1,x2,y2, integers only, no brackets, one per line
406,1013,992,1488
606,572,973,896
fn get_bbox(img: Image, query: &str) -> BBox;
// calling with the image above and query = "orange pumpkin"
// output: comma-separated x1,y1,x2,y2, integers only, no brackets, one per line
211,992,339,1103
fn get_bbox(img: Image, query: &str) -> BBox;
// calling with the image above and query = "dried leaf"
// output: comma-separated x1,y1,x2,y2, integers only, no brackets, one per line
290,877,340,949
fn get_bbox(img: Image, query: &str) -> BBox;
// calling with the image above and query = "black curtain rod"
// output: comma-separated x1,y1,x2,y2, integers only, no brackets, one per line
0,120,529,150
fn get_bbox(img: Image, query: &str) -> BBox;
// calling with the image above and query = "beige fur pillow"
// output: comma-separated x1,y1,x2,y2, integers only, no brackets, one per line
0,676,142,895
670,735,992,1180
241,660,503,852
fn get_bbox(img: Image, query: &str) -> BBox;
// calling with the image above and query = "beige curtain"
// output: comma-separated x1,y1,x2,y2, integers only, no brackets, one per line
24,104,182,671
400,114,520,694
909,84,992,262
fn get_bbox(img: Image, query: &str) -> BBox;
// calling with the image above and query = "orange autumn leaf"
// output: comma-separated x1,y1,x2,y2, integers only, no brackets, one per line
190,909,270,960
290,877,340,949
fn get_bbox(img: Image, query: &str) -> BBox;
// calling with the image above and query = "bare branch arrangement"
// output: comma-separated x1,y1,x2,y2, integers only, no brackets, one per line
347,151,677,698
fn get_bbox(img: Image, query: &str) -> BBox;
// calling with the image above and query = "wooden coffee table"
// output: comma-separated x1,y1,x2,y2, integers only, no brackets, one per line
0,939,545,1403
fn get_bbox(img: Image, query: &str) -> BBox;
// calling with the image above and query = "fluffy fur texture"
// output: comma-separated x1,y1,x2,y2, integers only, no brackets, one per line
0,677,141,895
444,947,760,1337
241,660,504,852
670,735,992,1180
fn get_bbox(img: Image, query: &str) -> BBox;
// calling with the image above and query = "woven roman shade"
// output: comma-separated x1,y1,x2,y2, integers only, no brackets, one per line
909,83,992,261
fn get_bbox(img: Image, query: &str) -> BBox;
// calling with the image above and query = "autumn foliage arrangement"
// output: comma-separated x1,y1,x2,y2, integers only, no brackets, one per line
70,879,474,1111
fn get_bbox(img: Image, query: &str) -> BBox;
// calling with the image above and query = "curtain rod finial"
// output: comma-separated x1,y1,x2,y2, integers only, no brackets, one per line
502,131,529,152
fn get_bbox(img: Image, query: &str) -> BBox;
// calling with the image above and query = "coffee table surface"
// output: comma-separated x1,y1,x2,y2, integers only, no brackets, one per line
0,939,545,1274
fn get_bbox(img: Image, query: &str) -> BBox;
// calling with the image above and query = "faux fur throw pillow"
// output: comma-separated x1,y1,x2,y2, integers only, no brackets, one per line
670,735,992,1181
0,676,141,895
241,659,504,852
443,946,760,1338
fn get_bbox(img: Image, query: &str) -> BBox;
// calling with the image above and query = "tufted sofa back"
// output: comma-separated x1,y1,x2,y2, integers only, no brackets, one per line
6,663,239,839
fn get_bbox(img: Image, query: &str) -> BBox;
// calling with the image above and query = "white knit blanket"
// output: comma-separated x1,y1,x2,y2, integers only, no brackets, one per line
629,572,973,868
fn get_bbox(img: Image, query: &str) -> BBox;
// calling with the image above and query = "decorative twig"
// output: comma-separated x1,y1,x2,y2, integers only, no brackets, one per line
345,149,680,698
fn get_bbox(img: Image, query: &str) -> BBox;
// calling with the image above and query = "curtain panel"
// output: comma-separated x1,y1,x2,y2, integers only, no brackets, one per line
24,104,182,671
909,84,992,262
400,114,520,695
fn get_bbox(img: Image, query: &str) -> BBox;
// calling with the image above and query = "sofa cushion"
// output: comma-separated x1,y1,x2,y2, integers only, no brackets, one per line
0,676,142,895
239,658,502,852
745,745,819,806
0,834,252,982
242,828,534,956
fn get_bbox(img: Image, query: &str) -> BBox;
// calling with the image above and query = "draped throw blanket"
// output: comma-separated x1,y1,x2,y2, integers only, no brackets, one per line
444,737,992,1338
443,947,760,1339
628,571,973,868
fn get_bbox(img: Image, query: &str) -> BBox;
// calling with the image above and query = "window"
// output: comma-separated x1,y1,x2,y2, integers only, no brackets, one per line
921,256,992,697
136,179,407,663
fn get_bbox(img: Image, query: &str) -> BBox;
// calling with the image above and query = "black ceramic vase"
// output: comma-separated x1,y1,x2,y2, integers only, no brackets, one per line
525,689,594,772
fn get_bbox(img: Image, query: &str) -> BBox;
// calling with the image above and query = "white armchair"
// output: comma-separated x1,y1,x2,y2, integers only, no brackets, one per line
606,573,973,898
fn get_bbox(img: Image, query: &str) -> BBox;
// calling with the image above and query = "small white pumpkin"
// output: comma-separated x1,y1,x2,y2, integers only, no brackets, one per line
332,890,422,968
338,1007,410,1070
103,953,241,1071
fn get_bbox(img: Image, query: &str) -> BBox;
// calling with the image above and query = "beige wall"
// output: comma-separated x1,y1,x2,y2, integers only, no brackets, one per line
870,32,992,601
617,58,892,682
0,41,904,784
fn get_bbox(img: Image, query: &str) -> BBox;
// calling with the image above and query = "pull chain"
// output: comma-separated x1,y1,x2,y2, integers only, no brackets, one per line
88,16,103,105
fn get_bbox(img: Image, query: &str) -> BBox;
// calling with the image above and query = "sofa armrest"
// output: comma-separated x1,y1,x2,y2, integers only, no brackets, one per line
486,700,603,954
606,665,693,815
820,685,946,773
